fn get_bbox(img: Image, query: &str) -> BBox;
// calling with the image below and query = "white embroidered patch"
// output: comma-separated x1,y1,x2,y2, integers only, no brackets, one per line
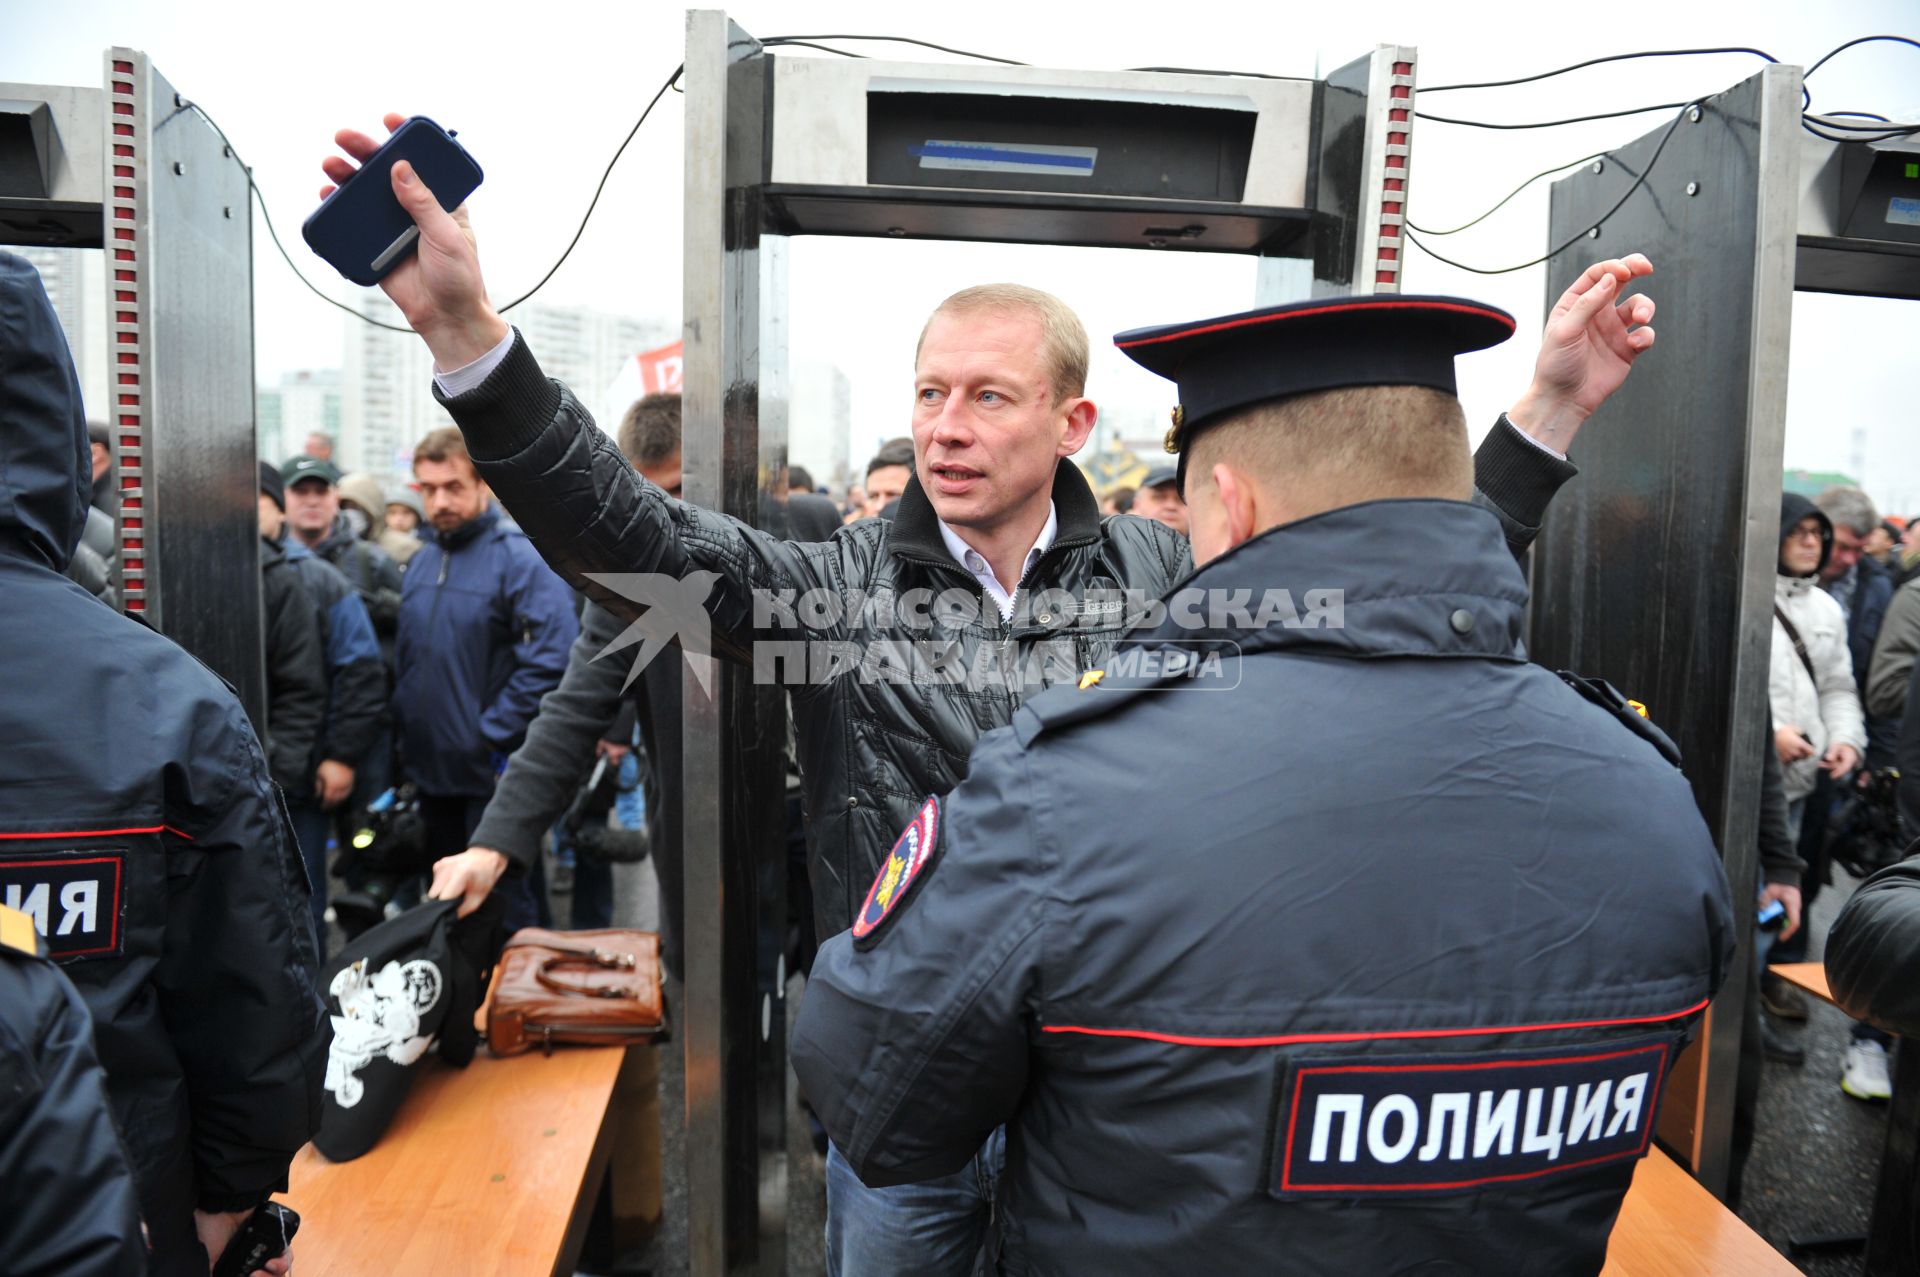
324,957,443,1108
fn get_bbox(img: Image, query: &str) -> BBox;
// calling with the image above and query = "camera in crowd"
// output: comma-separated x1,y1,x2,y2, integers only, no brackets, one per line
1827,766,1910,880
330,784,431,940
562,755,650,866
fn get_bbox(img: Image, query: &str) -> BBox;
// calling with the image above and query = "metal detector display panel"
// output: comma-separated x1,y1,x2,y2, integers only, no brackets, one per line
1531,68,1798,1192
867,92,1256,200
1841,146,1920,245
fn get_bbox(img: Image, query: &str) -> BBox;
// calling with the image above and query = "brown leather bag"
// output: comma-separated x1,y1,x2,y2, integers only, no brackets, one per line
486,928,668,1057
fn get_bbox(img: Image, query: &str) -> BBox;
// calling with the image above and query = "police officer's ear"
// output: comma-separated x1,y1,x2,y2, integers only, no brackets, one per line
1190,460,1260,567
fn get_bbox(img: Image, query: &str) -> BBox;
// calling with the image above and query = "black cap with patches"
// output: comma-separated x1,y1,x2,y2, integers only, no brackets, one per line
1114,294,1517,490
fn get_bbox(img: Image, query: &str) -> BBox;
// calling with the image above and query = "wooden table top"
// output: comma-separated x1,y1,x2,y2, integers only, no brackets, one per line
1770,961,1836,1009
283,1044,628,1277
1602,1147,1801,1276
278,1047,1789,1276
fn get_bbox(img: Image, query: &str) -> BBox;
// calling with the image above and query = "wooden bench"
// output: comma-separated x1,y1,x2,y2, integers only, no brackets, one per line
1771,959,1916,1277
275,1041,1782,1276
280,1041,658,1277
1771,961,1832,1007
1602,1146,1799,1275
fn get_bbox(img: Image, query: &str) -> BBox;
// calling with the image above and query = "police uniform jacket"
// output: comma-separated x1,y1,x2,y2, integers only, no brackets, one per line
791,498,1735,1277
0,252,329,1260
434,330,1579,940
0,906,145,1276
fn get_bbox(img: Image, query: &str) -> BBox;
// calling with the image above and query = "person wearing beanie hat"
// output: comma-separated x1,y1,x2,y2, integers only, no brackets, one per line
338,470,422,567
385,485,426,531
259,459,286,512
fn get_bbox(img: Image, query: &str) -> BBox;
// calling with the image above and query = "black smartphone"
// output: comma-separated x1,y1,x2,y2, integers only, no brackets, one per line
211,1202,300,1277
302,116,483,287
1757,898,1788,933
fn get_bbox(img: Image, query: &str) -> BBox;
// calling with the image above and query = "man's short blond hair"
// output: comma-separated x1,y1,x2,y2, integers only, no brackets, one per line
915,283,1089,404
1188,385,1472,507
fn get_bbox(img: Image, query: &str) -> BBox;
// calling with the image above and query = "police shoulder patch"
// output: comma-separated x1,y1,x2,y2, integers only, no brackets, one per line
1271,1034,1677,1200
0,848,128,962
852,798,942,949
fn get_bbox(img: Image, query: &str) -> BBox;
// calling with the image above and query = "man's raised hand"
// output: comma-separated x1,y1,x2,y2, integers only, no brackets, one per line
320,114,507,370
1508,254,1657,454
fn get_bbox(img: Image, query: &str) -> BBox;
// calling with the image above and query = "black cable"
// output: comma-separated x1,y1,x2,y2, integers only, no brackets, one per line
1420,47,1778,93
759,39,869,59
1807,111,1893,127
181,101,415,333
1124,66,1314,81
494,62,682,312
1804,35,1920,81
759,33,1028,65
192,31,1920,326
1404,104,1692,275
1416,102,1691,130
188,58,682,332
1407,151,1610,236
1803,119,1920,144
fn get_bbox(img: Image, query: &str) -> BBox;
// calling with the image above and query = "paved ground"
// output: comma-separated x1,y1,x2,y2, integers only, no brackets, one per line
1736,864,1891,1276
320,844,1894,1275
602,855,825,1277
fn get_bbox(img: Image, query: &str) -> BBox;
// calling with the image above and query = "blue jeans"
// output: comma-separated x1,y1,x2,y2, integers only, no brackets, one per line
616,748,645,829
825,1128,1004,1277
548,817,614,930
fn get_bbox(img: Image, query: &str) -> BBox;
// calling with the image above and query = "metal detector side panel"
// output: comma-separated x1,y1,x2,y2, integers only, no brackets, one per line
108,51,262,725
682,13,791,1274
1532,67,1799,1194
1307,46,1414,296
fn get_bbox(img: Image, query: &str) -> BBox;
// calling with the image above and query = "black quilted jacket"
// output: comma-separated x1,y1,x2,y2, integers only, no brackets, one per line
439,331,1574,939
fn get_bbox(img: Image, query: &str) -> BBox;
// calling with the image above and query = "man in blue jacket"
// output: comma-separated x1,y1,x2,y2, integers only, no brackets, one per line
396,426,577,929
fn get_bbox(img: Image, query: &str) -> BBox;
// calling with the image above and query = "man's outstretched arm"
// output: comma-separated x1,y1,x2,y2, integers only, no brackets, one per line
319,116,830,655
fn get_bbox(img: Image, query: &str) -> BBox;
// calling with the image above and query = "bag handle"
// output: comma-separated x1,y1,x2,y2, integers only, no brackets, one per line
1774,604,1819,687
537,951,641,1000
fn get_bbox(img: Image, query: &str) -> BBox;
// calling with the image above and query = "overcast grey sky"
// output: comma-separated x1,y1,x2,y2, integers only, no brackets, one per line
8,1,1918,506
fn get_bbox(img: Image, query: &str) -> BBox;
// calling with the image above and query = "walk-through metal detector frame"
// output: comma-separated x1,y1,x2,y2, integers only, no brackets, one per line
677,12,1415,1271
0,50,262,725
1531,66,1919,1264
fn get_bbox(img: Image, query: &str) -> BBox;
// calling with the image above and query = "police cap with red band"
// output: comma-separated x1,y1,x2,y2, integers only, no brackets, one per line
1113,294,1517,490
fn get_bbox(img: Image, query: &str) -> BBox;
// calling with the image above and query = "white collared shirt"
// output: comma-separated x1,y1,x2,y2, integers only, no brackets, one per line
938,503,1057,623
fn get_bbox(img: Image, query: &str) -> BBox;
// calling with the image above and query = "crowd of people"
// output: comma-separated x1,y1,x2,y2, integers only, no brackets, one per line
1759,488,1920,1096
4,112,1920,1276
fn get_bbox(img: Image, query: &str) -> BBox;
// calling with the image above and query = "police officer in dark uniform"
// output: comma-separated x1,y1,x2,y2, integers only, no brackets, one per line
0,252,322,1275
0,903,145,1276
792,285,1735,1276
